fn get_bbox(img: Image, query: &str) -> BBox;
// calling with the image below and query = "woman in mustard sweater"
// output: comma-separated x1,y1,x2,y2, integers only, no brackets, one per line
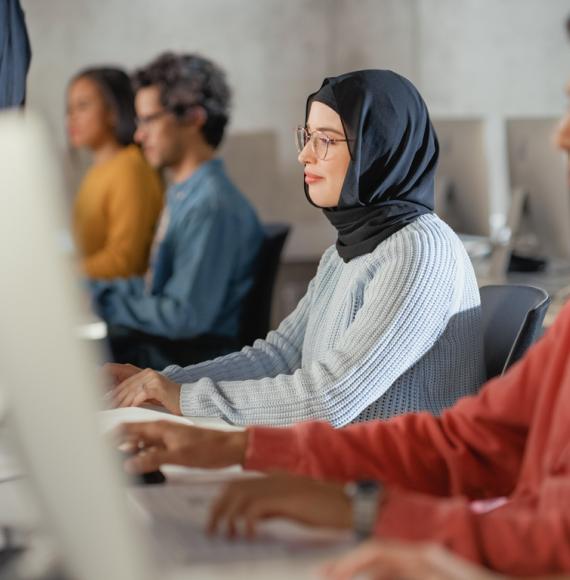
67,67,163,279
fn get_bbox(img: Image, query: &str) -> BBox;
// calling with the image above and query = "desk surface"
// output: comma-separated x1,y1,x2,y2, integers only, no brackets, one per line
0,473,345,579
0,411,349,578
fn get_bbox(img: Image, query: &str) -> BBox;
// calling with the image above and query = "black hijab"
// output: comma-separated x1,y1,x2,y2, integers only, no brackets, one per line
305,70,439,262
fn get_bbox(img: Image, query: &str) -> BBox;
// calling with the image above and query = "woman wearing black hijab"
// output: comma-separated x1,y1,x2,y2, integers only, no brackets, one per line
109,70,485,427
302,70,436,254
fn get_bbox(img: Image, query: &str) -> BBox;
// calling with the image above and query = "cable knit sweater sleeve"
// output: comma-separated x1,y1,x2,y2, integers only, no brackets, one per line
161,269,321,384
175,221,467,426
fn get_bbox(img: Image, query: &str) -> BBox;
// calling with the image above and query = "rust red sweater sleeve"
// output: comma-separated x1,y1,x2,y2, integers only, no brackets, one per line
245,315,554,496
244,305,570,573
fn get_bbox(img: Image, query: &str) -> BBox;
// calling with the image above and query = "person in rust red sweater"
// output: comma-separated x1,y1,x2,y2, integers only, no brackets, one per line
117,299,570,576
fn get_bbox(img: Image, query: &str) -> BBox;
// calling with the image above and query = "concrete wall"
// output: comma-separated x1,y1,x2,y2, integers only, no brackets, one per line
21,0,570,258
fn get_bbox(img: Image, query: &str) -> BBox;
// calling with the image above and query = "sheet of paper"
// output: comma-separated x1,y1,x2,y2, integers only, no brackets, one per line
98,406,195,433
98,406,243,433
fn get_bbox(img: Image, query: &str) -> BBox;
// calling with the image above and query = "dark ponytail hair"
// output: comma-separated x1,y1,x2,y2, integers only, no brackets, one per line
72,67,136,146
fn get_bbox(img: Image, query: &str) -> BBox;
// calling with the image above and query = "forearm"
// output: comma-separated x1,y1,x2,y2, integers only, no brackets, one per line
178,359,383,426
162,325,305,384
243,420,457,489
163,286,312,391
244,396,527,498
178,303,471,428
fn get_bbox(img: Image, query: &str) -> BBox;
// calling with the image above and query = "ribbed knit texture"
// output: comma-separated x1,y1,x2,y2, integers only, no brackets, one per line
163,214,485,427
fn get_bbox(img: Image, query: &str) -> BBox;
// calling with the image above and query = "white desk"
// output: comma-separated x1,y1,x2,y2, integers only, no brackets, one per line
0,410,351,579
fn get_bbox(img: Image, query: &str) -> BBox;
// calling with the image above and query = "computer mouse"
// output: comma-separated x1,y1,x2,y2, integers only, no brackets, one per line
119,448,166,485
137,469,166,485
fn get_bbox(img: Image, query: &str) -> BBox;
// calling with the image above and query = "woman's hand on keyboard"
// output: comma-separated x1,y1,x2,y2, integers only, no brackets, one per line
207,473,351,539
103,362,143,387
111,368,182,414
117,421,249,472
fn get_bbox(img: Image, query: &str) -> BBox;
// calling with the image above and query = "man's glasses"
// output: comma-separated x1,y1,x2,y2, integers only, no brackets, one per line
135,104,201,130
295,126,351,160
135,109,173,129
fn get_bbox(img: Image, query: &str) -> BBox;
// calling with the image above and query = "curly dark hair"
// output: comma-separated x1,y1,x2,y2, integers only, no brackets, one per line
73,67,136,146
132,52,231,149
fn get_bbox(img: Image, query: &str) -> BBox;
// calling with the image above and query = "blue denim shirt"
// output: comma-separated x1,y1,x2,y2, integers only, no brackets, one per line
90,158,264,339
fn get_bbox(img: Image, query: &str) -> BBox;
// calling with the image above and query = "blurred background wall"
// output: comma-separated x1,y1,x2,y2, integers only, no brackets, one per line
20,0,570,317
21,0,570,256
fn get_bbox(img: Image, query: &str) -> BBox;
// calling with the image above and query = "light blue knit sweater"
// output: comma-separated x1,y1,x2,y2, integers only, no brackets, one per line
163,214,485,427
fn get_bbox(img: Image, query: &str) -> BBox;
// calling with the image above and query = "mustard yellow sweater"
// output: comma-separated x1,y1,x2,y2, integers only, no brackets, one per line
73,145,163,279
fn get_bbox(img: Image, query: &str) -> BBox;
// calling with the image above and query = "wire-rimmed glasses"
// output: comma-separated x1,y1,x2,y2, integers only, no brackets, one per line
295,126,350,160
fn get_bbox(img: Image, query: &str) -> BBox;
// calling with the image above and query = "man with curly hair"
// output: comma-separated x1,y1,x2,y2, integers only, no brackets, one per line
90,53,263,365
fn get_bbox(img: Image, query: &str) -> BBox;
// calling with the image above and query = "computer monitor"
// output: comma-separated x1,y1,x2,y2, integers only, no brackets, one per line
0,112,155,580
505,117,570,260
432,118,492,237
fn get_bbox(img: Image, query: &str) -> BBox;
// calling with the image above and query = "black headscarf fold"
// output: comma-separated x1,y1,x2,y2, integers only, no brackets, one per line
305,70,439,262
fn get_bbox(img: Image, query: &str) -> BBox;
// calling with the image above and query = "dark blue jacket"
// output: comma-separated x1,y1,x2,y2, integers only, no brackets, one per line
0,0,32,108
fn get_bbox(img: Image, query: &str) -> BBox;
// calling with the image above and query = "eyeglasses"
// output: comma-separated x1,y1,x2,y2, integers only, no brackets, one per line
135,109,172,129
295,126,351,160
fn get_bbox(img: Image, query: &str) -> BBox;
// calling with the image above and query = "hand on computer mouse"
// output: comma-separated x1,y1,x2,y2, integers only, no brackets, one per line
117,420,248,473
119,446,166,485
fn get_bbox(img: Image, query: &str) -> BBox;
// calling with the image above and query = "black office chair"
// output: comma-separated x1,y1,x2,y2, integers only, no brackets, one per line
479,284,550,379
238,222,290,347
107,222,290,368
